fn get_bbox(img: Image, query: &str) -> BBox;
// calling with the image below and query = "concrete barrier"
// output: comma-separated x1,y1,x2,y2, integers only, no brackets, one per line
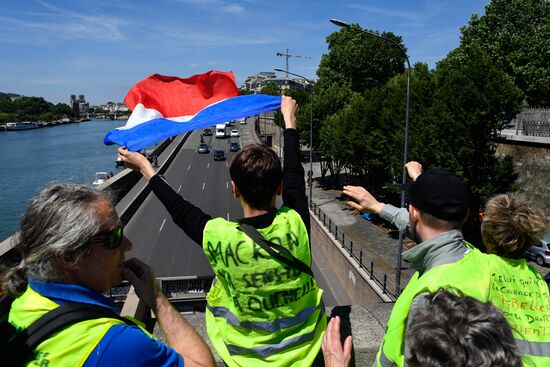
311,210,395,303
150,303,393,367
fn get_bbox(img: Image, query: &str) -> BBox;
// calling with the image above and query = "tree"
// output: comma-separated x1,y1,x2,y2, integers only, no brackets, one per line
260,82,281,96
0,112,13,123
317,26,406,94
53,103,73,117
238,88,254,96
312,26,407,186
426,45,522,207
460,0,550,106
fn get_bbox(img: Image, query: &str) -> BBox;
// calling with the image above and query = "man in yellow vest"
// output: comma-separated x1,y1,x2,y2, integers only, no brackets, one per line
3,183,214,366
343,162,492,367
481,193,549,366
119,96,327,367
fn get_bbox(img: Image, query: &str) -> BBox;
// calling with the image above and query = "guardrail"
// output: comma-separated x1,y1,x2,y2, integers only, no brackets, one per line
311,202,398,300
522,121,550,137
105,276,213,301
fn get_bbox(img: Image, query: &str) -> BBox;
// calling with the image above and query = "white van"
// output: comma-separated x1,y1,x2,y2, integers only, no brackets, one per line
215,123,226,138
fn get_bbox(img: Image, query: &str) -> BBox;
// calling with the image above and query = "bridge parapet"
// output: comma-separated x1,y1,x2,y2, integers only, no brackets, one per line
311,203,398,302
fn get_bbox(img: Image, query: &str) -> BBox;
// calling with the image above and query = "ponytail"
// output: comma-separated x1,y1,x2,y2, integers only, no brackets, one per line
2,260,28,298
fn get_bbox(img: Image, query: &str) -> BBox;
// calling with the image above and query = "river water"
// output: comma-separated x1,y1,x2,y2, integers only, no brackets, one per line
0,119,128,241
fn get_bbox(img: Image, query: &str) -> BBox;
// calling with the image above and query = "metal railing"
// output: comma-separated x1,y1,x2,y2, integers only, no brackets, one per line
311,202,398,300
159,276,213,301
104,282,131,306
104,276,214,311
522,121,550,137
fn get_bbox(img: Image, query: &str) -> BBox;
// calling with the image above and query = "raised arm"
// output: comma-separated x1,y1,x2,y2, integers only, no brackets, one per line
343,185,411,235
280,96,310,235
117,147,211,245
405,161,423,181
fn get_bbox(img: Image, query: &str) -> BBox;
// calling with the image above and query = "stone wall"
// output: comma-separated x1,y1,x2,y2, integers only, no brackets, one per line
496,143,550,225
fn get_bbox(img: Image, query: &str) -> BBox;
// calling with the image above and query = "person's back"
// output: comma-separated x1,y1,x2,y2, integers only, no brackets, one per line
344,165,493,367
203,142,324,366
379,242,491,367
481,193,549,366
118,96,326,367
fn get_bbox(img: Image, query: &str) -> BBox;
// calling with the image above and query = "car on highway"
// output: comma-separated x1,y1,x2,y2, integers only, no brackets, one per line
230,129,239,137
238,118,246,125
216,124,227,138
197,143,209,154
202,128,212,136
229,142,240,152
525,234,550,266
213,149,226,161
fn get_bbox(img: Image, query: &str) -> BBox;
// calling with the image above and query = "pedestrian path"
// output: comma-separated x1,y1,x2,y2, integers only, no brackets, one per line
306,161,415,294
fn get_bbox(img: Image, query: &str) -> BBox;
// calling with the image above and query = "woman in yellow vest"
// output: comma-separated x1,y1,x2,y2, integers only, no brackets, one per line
119,96,327,367
481,193,549,367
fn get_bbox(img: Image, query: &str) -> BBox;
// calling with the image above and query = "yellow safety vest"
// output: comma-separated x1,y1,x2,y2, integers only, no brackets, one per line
376,245,492,367
9,286,150,366
202,207,326,367
487,254,550,366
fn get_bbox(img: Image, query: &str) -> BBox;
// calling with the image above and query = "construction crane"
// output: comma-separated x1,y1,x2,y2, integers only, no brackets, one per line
276,49,311,78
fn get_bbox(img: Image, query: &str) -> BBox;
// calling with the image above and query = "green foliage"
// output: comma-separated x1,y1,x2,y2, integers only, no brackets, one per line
460,0,550,106
0,112,14,122
304,82,356,150
310,1,531,212
53,103,72,117
317,26,406,94
0,96,74,121
313,25,407,188
260,82,281,96
425,45,523,206
239,88,254,96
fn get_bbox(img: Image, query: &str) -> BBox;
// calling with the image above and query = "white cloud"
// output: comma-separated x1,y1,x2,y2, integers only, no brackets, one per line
0,0,128,44
346,2,448,29
169,0,246,14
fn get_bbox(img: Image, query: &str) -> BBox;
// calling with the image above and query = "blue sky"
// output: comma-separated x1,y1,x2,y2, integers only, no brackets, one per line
0,0,489,105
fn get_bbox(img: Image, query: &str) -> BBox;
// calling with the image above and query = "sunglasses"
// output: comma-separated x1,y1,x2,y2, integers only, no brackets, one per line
88,224,124,249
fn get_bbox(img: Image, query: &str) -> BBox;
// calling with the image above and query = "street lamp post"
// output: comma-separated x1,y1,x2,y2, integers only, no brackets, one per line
330,19,411,295
274,68,314,209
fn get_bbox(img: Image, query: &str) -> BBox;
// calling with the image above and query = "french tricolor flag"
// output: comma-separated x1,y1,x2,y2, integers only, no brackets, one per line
104,71,281,151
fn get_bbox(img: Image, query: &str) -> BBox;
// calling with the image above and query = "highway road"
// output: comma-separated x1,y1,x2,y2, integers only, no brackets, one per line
124,119,345,305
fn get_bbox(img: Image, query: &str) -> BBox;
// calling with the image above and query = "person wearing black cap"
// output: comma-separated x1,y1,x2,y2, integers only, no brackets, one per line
343,161,492,367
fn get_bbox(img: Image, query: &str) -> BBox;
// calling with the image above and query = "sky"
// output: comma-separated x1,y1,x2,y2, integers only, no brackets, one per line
0,0,490,106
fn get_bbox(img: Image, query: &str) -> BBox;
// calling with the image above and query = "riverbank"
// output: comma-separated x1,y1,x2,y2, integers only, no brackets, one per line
0,119,128,240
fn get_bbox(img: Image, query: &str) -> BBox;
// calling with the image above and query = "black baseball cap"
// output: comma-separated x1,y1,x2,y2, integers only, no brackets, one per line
405,169,469,221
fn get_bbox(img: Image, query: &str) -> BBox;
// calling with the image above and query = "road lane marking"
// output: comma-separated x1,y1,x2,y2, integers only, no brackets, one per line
226,182,228,189
177,184,182,193
188,164,191,171
207,163,210,169
226,162,228,168
227,213,230,220
202,182,206,190
159,218,166,232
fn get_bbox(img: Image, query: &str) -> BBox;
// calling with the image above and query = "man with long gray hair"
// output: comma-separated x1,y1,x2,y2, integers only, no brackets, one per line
2,183,214,367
